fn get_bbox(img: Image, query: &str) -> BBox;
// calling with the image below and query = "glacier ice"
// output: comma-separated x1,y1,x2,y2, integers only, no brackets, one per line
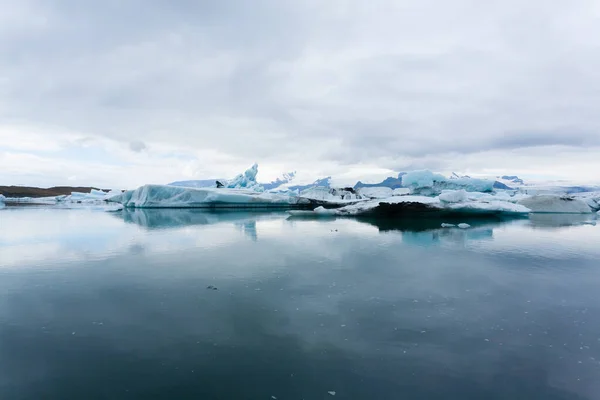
356,186,393,199
225,163,264,191
441,223,456,228
393,188,411,196
295,192,531,217
457,223,471,229
108,184,309,208
517,195,592,214
0,194,5,203
402,170,446,190
298,187,362,203
439,190,467,203
401,170,494,195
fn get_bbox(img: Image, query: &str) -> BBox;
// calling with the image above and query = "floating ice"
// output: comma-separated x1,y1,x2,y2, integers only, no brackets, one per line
329,194,530,216
299,187,362,203
109,185,309,208
517,195,593,214
402,170,446,190
0,194,5,203
225,163,264,192
357,186,393,199
393,188,411,196
458,223,471,229
439,190,467,203
441,223,456,228
401,170,494,195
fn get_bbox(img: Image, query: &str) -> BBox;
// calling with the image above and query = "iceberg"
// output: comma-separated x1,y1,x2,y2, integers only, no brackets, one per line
225,163,264,192
108,184,311,208
169,179,223,189
0,194,5,203
439,189,467,203
517,195,592,214
356,186,393,199
393,188,411,196
298,186,363,203
292,191,531,217
401,170,494,195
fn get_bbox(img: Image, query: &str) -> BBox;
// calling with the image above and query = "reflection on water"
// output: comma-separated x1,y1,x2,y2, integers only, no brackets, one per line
1,207,600,399
527,214,597,229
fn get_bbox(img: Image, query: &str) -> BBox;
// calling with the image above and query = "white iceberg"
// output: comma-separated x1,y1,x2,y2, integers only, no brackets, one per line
392,188,411,196
439,189,467,203
298,187,363,203
108,184,309,208
225,163,264,192
0,194,5,203
517,195,592,214
458,223,471,229
356,186,393,199
441,223,456,228
401,170,494,195
301,193,530,217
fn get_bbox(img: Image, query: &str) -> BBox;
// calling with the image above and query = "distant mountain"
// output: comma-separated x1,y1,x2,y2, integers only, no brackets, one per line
500,175,525,185
288,177,332,192
492,181,514,190
169,171,297,191
354,173,405,189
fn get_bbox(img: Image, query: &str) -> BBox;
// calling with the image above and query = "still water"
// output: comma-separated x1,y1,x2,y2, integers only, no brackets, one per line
1,207,600,400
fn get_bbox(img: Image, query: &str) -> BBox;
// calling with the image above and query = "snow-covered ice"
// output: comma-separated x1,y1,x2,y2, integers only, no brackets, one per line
517,195,593,214
392,188,411,196
356,186,393,199
401,170,494,195
298,187,363,203
225,163,264,192
439,189,467,203
109,184,309,208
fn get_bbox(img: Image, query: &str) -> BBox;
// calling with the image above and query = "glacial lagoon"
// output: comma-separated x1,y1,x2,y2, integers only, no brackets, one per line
1,207,599,399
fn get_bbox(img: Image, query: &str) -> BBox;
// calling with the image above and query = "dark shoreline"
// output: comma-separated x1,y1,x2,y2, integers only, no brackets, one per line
0,186,109,198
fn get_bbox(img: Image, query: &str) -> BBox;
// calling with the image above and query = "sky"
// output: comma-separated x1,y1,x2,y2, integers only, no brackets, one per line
1,0,600,189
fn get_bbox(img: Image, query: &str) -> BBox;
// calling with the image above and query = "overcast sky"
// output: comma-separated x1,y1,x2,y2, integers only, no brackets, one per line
2,0,600,188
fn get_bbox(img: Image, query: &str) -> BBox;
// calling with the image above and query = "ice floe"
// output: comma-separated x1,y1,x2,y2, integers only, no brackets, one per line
517,195,593,214
109,184,309,208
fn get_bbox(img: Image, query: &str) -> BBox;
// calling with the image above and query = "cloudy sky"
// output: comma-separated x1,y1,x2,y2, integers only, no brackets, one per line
2,0,600,188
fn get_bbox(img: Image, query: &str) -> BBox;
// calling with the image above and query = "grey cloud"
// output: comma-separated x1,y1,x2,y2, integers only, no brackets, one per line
129,140,147,152
1,0,600,178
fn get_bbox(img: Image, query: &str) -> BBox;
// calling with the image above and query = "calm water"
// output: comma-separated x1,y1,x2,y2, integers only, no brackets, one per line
1,207,600,400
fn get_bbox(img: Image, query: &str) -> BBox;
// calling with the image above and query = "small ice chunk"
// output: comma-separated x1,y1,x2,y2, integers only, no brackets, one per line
457,223,471,229
328,391,336,396
441,223,456,228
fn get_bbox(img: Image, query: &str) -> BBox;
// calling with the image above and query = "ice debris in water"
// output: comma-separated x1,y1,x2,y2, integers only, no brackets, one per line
441,223,456,228
458,223,471,229
328,391,336,396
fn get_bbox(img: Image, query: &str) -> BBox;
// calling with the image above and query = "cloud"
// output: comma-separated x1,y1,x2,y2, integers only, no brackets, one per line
129,140,147,153
1,0,600,186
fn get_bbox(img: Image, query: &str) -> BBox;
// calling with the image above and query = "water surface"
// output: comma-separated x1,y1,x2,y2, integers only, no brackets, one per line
1,207,599,399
